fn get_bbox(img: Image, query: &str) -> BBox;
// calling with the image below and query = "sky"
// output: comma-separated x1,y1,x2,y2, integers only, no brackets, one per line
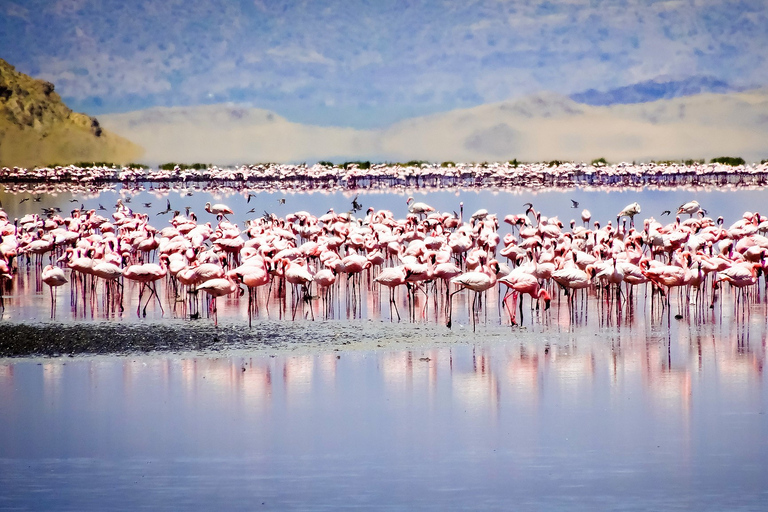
2,0,767,129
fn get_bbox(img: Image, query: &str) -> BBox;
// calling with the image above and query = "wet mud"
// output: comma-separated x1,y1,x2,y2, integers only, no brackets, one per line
0,319,522,358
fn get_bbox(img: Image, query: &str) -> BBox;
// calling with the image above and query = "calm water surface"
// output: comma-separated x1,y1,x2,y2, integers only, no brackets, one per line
1,184,767,510
1,320,766,510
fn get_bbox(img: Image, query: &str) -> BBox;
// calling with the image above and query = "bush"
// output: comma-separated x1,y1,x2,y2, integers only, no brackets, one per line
343,161,370,169
73,161,119,168
404,160,428,167
441,161,455,167
710,156,745,166
548,160,564,167
508,159,520,168
591,157,608,166
317,161,334,166
159,162,210,170
683,159,704,166
761,159,768,165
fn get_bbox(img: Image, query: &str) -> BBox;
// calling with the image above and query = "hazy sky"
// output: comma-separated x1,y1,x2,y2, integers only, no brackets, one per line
2,0,766,128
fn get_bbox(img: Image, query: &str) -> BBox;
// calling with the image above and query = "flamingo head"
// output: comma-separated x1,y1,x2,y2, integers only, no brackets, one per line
541,290,552,310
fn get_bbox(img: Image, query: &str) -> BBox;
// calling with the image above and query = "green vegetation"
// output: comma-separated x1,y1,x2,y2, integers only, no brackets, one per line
508,159,521,168
547,160,564,167
404,160,428,167
591,157,608,166
651,159,704,165
710,156,745,166
159,162,210,170
317,160,334,166
441,161,455,167
343,161,370,169
44,161,130,168
761,159,768,165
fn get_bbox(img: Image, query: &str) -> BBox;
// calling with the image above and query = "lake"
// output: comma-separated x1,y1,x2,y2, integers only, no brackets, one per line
0,182,767,510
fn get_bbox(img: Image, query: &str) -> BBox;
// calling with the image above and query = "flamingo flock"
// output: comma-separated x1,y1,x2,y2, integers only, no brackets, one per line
2,161,768,193
2,193,768,330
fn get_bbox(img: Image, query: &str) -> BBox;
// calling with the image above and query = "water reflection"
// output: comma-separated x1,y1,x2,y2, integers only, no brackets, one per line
0,321,766,510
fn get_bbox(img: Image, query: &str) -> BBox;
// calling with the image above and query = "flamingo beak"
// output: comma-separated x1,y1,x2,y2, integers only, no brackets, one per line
544,299,551,311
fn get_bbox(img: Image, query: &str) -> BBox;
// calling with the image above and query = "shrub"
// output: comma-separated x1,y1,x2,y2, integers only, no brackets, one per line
710,156,745,166
591,157,608,166
441,161,455,167
73,161,119,168
159,162,210,170
343,161,371,169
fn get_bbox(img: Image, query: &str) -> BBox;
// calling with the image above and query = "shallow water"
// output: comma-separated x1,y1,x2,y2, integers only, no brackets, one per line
4,182,768,325
0,324,766,511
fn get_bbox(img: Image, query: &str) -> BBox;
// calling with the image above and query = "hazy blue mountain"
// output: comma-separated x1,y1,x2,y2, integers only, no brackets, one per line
570,77,737,106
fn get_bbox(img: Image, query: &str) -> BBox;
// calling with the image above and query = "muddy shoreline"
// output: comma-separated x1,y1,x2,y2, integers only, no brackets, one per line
0,319,535,358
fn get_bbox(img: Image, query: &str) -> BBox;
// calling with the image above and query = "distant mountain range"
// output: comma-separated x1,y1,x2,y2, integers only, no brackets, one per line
100,88,768,165
2,57,766,168
0,59,142,168
569,76,737,106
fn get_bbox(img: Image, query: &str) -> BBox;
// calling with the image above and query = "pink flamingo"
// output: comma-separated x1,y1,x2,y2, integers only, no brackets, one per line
41,264,67,317
498,271,551,325
196,276,239,326
447,260,500,330
123,255,168,317
373,265,411,320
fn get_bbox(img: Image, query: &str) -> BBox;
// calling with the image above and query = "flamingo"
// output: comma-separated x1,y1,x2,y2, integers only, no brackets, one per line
406,197,435,217
196,276,240,326
447,260,500,330
41,264,67,317
581,209,591,227
205,202,234,219
617,202,641,227
677,200,701,218
123,256,168,317
373,266,411,320
498,271,551,325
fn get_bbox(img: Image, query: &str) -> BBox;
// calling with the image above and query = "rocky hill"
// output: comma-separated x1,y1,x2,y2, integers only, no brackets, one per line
0,59,142,168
